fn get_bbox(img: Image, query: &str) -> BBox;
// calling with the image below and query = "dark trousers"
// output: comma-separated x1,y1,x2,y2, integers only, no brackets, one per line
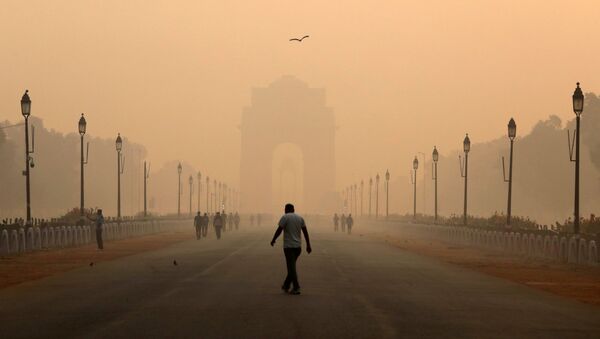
96,228,103,250
195,225,202,239
283,247,302,290
202,225,208,237
215,226,222,239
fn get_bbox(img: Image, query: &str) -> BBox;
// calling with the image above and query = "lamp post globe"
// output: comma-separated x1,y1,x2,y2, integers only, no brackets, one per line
115,134,122,152
21,90,31,118
177,162,182,174
508,118,516,140
463,134,471,153
573,82,584,116
413,157,419,170
78,114,87,136
432,146,439,163
385,170,390,181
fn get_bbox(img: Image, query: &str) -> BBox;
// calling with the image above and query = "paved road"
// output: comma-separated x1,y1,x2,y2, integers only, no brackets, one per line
1,222,599,338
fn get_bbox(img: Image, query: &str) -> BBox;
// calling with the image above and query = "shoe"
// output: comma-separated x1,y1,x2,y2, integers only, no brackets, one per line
290,289,301,295
282,286,290,294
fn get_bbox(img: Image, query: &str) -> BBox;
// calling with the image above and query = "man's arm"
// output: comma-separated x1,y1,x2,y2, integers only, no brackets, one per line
302,226,312,254
270,226,283,246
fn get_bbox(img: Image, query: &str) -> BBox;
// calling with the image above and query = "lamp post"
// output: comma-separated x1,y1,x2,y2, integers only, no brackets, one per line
78,114,89,223
189,175,193,216
432,146,439,222
502,119,517,227
369,177,373,217
20,90,34,225
460,134,471,225
206,176,210,213
413,157,418,220
197,172,202,213
375,174,380,219
385,170,390,218
177,163,182,217
213,179,217,213
360,180,364,217
569,83,584,234
116,134,124,221
144,161,150,217
353,183,358,215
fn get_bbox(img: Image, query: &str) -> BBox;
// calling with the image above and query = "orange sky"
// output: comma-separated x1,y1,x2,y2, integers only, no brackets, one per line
1,0,599,188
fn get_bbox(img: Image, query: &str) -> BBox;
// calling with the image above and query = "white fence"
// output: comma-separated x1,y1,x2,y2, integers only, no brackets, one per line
403,223,598,267
0,219,186,256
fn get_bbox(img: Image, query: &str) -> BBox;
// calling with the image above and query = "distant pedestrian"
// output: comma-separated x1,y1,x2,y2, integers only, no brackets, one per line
222,212,228,233
270,203,312,295
228,212,234,231
234,212,240,230
194,212,202,239
87,209,105,250
340,214,347,233
202,213,209,237
346,214,354,235
213,212,224,240
333,213,339,232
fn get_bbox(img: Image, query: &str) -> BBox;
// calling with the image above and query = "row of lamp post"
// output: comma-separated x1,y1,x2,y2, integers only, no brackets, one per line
347,83,583,233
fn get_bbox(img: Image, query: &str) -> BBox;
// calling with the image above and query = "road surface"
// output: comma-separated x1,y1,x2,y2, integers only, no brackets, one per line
1,222,599,338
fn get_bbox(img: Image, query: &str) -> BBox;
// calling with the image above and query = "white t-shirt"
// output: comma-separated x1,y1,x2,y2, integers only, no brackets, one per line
278,213,306,248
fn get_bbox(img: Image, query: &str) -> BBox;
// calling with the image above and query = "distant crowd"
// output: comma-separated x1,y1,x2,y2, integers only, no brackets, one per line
332,213,354,234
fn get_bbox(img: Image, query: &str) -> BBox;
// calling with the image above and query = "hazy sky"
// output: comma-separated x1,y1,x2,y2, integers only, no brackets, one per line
1,0,599,188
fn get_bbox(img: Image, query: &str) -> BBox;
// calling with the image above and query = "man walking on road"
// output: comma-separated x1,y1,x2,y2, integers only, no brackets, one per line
213,212,224,240
270,203,312,295
194,212,202,239
346,214,354,235
202,213,209,238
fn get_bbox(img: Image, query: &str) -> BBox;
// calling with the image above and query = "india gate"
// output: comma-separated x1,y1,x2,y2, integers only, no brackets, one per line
240,76,336,213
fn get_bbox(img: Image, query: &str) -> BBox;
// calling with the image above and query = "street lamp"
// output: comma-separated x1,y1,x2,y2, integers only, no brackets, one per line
369,177,373,217
353,183,358,215
360,180,364,217
197,172,202,213
78,114,89,223
21,90,35,225
144,161,150,217
502,118,516,227
432,146,439,222
177,162,182,217
189,175,193,216
375,173,380,219
206,176,210,213
569,82,584,234
413,157,419,220
385,170,390,218
116,134,124,221
460,134,471,225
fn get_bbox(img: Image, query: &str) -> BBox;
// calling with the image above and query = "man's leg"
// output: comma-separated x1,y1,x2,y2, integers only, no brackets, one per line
291,248,301,291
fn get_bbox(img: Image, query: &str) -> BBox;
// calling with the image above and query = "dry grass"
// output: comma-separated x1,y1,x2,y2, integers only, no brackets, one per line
368,231,600,306
0,231,194,289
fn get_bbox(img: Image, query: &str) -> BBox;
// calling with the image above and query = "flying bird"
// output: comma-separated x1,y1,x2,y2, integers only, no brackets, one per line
289,35,309,42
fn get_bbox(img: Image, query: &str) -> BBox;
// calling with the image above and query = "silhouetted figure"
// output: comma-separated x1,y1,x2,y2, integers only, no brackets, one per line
234,212,240,230
87,209,104,250
194,212,202,239
222,212,228,233
202,213,209,237
270,203,312,295
333,213,339,232
346,214,354,235
213,212,224,240
340,214,347,233
228,212,234,231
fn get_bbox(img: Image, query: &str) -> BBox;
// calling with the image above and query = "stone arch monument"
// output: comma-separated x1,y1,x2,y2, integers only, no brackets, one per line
240,76,336,213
